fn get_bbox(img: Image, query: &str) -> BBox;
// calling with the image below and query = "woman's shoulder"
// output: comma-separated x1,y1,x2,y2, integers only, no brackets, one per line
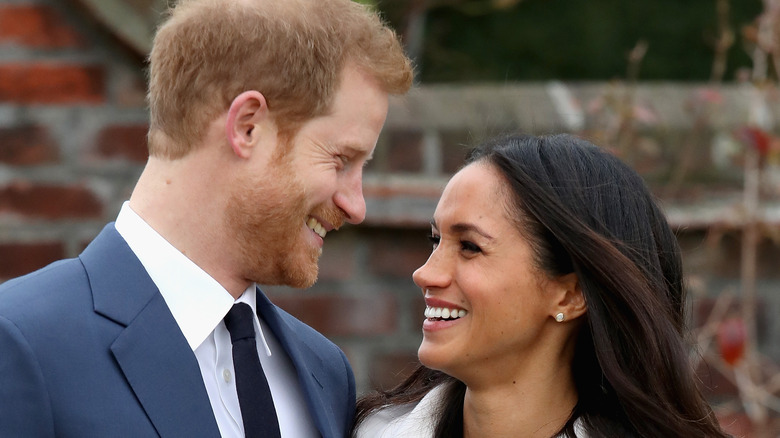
354,384,448,438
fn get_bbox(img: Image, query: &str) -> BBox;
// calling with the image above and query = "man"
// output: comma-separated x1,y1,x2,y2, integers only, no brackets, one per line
0,0,412,437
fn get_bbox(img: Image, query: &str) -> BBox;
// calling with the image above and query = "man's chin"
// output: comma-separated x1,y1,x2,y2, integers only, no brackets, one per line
248,246,319,288
288,275,318,289
250,269,317,289
279,258,319,289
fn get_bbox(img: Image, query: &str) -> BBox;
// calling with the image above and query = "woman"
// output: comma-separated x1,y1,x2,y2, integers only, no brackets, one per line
353,134,729,437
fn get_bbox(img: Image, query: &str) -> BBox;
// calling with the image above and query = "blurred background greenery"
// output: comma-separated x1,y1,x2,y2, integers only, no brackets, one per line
361,0,762,83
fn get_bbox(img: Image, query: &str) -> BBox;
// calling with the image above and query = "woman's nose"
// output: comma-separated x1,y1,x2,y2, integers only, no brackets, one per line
412,249,450,291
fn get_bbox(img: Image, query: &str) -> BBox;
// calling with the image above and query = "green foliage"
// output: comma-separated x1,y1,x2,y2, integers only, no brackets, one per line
377,0,763,82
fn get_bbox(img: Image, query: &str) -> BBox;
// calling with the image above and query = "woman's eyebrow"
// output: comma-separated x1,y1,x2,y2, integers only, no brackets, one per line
450,223,495,240
431,219,494,240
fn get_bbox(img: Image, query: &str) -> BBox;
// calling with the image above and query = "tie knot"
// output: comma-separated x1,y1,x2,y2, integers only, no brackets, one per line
224,303,256,343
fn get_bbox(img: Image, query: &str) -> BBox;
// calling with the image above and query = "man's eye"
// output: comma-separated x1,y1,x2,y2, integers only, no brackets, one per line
335,155,349,169
427,233,440,248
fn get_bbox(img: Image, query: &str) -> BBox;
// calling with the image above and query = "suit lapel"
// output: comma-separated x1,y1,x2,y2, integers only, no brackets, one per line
81,224,221,438
111,294,221,438
255,290,337,438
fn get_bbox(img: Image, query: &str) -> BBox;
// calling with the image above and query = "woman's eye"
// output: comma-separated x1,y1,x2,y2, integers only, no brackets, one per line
427,233,440,248
460,241,482,253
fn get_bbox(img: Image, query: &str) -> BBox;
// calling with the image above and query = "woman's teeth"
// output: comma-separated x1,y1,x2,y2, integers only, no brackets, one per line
424,307,467,320
306,217,327,238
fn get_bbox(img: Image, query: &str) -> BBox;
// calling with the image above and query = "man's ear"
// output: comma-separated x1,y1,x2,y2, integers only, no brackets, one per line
551,273,587,322
225,90,268,159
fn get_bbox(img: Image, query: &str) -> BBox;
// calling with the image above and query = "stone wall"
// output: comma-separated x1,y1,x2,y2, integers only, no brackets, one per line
0,0,778,433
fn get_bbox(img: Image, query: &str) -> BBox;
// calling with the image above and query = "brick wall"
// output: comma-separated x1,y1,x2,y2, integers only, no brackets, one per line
0,0,147,262
1,0,778,434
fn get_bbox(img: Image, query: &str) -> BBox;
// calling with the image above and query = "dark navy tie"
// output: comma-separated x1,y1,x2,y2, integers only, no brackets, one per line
223,303,282,438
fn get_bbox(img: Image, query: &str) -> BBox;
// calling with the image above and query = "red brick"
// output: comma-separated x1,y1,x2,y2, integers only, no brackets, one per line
386,130,423,173
0,63,105,104
0,125,59,165
0,181,102,219
318,236,356,281
95,124,149,162
368,351,421,391
0,5,84,49
367,230,432,279
0,242,64,279
270,293,398,337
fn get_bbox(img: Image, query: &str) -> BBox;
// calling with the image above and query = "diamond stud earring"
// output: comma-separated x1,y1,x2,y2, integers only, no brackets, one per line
555,312,565,322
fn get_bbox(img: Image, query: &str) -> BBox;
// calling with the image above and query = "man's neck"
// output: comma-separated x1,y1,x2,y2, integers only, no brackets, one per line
129,154,250,299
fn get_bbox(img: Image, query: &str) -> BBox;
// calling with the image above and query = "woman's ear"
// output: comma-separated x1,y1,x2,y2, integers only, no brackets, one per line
225,90,268,159
551,273,587,323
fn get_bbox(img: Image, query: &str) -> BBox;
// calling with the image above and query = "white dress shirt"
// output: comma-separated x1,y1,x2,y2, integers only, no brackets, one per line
115,202,319,438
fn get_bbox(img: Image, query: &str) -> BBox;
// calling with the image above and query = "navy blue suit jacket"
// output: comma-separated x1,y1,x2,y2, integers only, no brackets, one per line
0,224,355,437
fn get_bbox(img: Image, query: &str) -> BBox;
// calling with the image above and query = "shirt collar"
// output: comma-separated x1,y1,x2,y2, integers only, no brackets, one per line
114,201,260,351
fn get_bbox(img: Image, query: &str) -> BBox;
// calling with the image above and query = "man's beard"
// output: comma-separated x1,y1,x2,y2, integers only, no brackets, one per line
224,161,320,288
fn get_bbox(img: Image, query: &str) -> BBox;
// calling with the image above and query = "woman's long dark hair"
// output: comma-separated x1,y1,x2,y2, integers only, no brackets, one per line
354,134,729,437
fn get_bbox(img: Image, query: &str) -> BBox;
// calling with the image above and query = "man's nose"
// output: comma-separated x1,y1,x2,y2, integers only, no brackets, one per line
335,171,366,224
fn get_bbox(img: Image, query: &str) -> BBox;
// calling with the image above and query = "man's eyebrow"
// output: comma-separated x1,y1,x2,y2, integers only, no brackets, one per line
430,219,494,240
